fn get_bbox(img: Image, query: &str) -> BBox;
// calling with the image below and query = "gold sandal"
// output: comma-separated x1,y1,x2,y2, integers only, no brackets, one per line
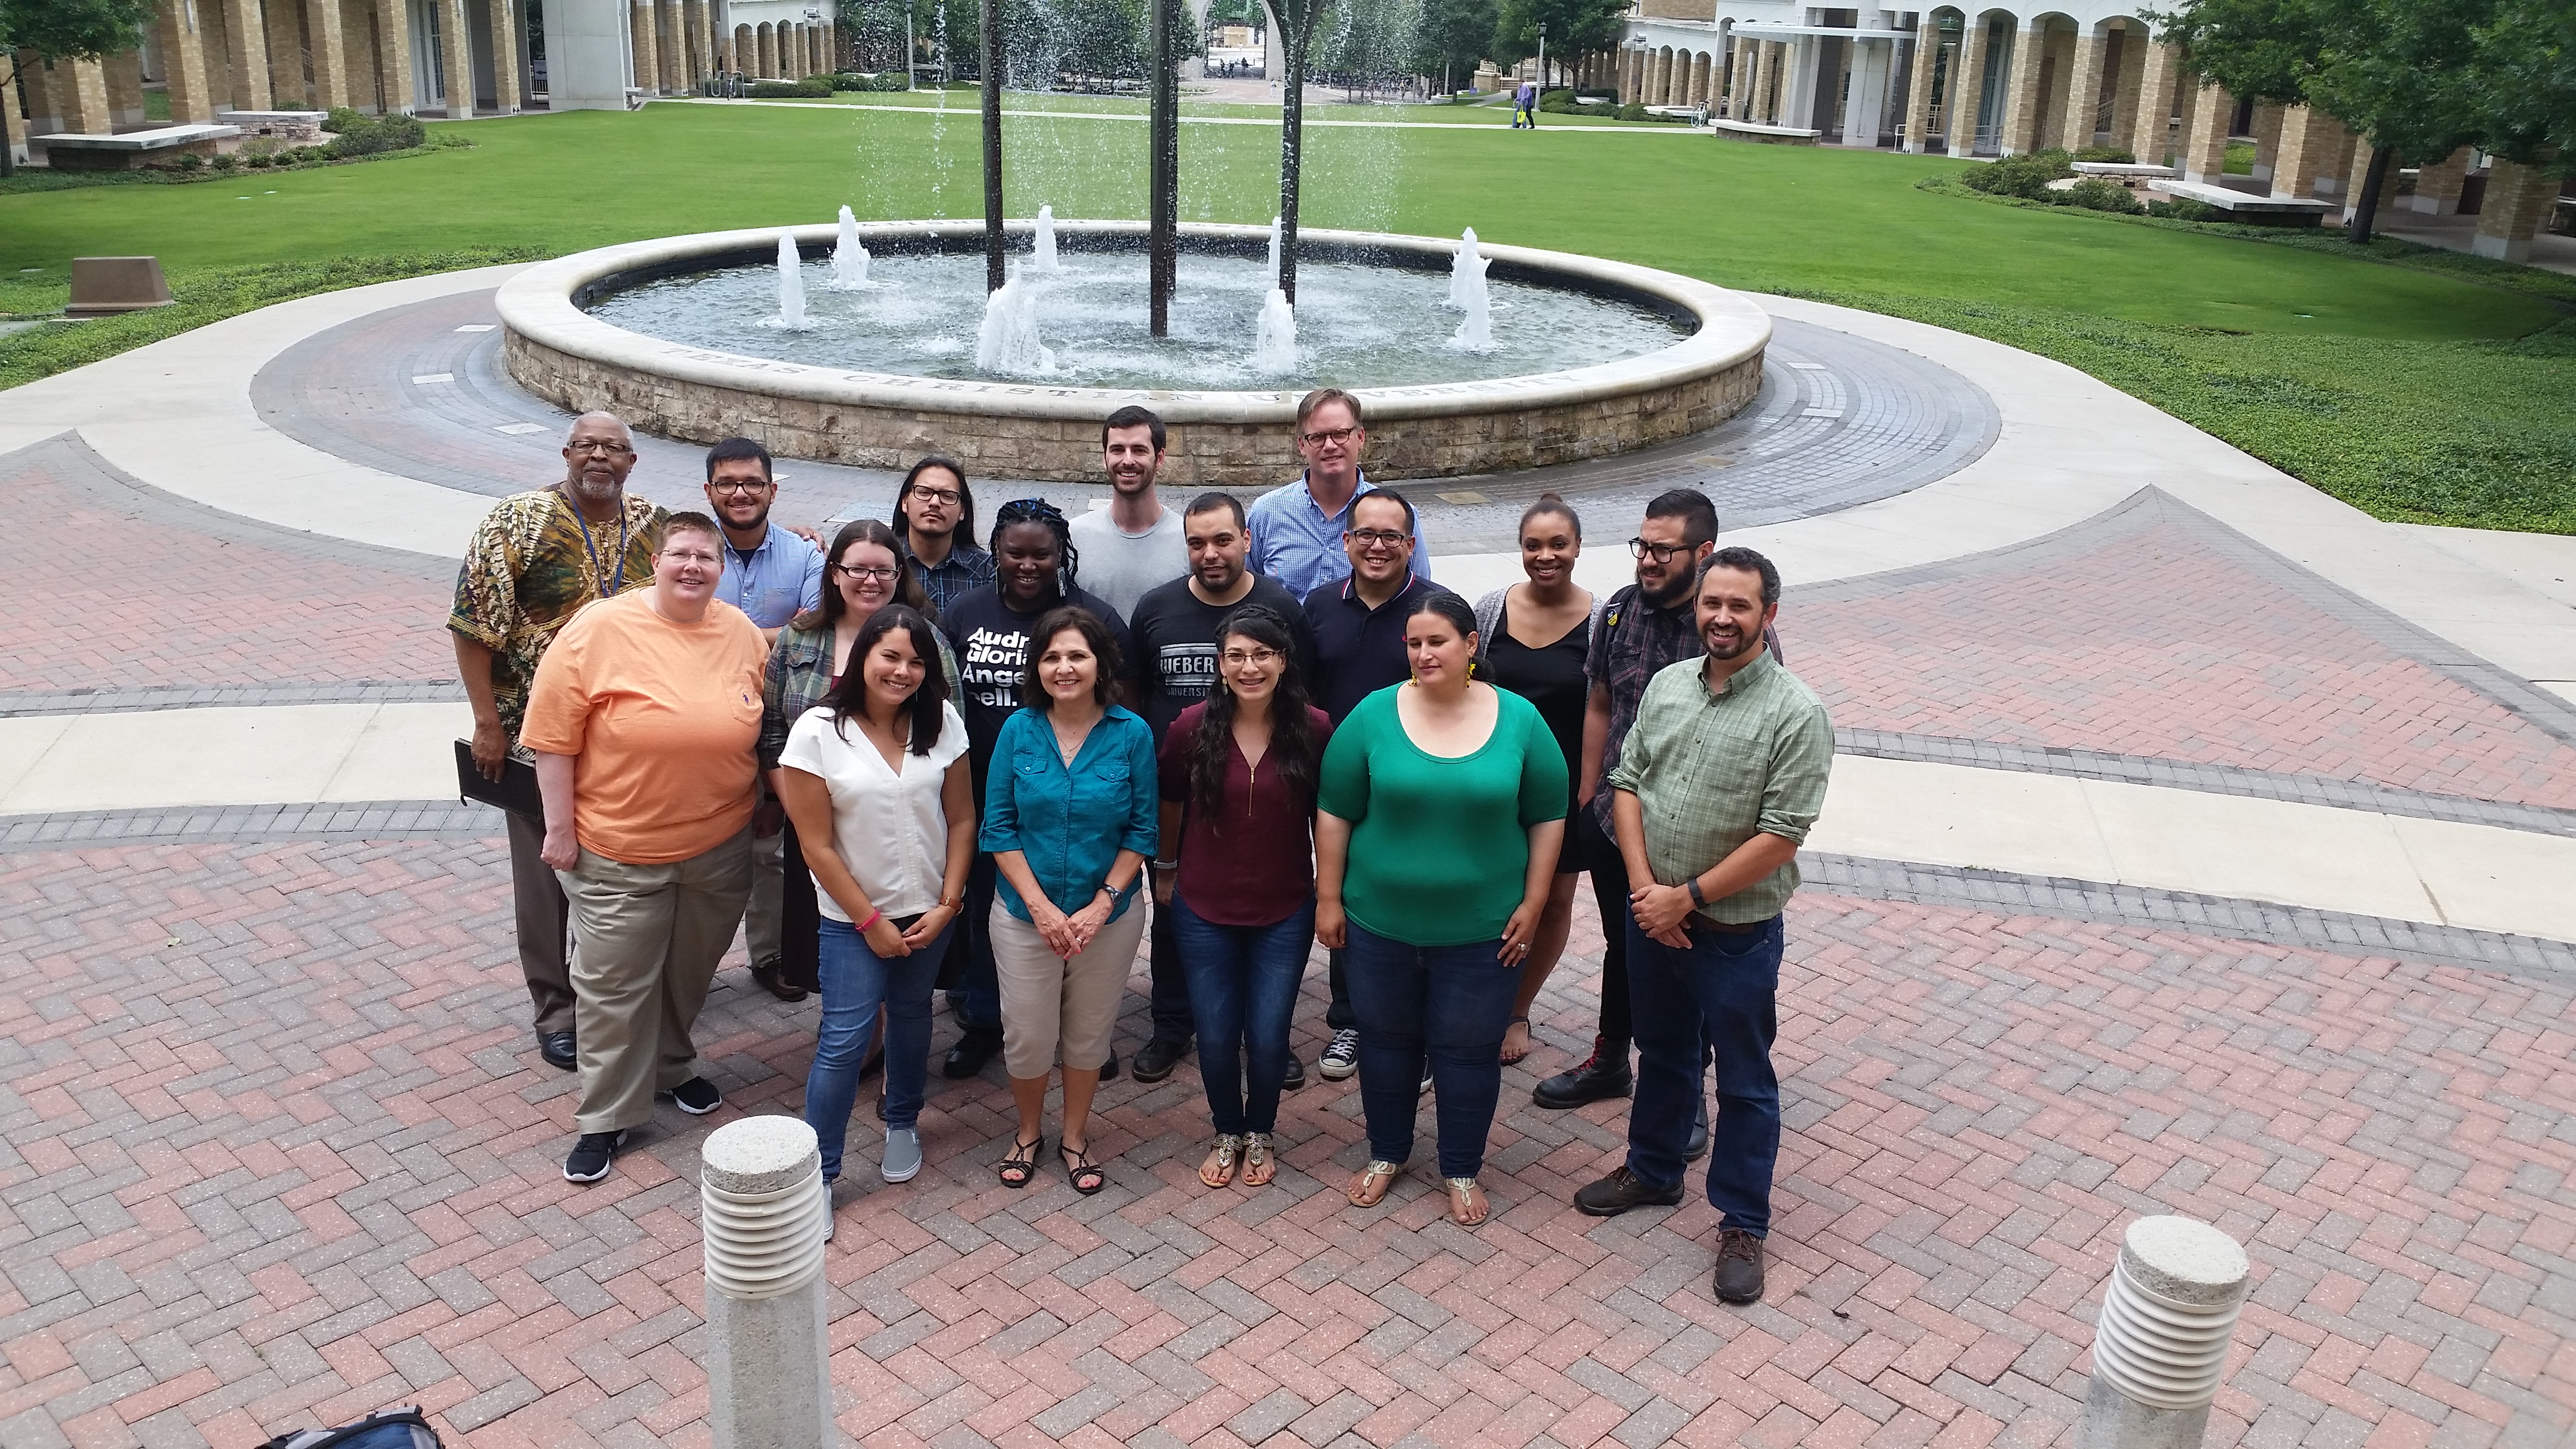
1240,1133,1276,1187
1200,1134,1243,1188
1348,1159,1401,1208
1445,1177,1490,1228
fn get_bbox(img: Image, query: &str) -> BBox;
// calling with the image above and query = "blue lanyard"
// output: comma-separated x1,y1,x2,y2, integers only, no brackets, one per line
560,485,629,599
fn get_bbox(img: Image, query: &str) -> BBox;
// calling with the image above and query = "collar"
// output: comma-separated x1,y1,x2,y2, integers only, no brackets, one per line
1299,468,1373,522
1339,571,1420,611
726,524,773,558
1698,646,1776,699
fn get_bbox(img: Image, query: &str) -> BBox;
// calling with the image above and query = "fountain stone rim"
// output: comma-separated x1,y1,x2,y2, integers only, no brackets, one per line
494,219,1771,426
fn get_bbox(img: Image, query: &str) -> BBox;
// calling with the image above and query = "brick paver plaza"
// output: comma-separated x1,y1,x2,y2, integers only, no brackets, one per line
2,283,2571,1449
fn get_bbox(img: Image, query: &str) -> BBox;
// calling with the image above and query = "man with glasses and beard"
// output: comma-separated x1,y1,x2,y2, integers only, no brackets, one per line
451,413,668,1077
891,456,992,617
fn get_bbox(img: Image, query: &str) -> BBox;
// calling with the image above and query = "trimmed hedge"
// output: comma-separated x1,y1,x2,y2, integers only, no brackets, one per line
749,77,835,98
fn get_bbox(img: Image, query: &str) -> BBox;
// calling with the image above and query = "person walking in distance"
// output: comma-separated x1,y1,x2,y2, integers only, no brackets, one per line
1570,548,1830,1306
449,413,667,1075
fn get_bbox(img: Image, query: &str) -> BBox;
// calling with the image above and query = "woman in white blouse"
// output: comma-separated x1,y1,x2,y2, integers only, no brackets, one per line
776,605,974,1210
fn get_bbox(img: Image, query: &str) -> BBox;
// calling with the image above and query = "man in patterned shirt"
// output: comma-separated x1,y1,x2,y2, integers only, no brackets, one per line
450,413,668,1073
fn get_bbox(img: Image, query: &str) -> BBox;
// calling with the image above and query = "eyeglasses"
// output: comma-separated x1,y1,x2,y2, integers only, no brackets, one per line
660,549,721,567
905,486,963,507
708,479,771,495
835,563,898,583
569,439,635,457
1220,648,1282,668
1298,425,1360,447
1348,528,1411,549
1628,538,1695,563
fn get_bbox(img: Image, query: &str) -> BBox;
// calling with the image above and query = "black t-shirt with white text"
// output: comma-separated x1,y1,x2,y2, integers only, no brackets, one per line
1126,574,1317,747
939,583,1138,799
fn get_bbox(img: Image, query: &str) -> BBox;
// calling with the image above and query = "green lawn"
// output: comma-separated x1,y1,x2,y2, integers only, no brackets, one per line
3,101,2568,529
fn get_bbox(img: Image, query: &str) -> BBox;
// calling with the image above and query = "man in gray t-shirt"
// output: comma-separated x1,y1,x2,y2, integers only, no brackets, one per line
1069,404,1190,619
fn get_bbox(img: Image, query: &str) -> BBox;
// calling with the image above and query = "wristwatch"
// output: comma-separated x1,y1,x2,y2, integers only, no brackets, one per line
1685,878,1708,907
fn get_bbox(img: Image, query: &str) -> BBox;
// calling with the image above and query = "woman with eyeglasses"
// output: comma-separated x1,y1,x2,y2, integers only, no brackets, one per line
1315,589,1567,1227
1471,494,1602,1067
981,608,1157,1194
1153,606,1333,1190
756,520,956,1003
776,604,973,1213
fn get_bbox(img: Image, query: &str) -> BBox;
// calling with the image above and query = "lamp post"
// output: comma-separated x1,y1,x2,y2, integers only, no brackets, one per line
1535,22,1546,95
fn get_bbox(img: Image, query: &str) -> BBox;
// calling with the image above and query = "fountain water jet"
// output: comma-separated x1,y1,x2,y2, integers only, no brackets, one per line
1252,288,1298,373
828,205,873,290
769,231,811,330
976,273,1058,375
1030,205,1065,274
1266,216,1283,287
1445,228,1480,309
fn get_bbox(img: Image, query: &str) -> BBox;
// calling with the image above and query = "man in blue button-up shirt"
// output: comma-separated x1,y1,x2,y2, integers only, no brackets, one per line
1246,389,1433,599
702,437,825,998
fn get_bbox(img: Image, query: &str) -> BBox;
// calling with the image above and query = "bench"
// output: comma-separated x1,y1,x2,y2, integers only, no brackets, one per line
32,123,239,171
222,109,328,143
2147,178,2333,226
2071,161,2175,188
1712,117,1819,144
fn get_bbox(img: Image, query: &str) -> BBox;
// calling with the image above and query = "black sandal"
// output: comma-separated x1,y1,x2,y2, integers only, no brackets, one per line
1059,1140,1107,1195
997,1135,1043,1188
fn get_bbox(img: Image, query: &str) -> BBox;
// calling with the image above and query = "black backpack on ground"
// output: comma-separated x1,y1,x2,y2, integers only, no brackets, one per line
255,1407,442,1448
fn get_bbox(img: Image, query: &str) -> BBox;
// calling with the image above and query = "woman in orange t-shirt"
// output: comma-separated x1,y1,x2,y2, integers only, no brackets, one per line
523,512,769,1186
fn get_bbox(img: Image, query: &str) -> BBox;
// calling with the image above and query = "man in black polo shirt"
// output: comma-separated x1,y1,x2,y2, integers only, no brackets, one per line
1128,491,1318,1086
1300,488,1430,1079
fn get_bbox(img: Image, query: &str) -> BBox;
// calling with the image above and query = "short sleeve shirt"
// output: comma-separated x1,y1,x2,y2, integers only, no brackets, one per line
448,489,667,738
714,524,826,629
779,701,970,921
1068,508,1190,619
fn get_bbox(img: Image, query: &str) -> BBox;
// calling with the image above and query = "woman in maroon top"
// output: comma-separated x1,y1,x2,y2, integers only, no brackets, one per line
1153,606,1334,1190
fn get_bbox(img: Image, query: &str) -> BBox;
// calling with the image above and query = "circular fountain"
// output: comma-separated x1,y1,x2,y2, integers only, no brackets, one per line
495,217,1770,486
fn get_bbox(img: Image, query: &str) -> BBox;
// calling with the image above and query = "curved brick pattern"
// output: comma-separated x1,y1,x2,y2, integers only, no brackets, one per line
1791,491,2576,811
2,841,2568,1448
0,440,459,694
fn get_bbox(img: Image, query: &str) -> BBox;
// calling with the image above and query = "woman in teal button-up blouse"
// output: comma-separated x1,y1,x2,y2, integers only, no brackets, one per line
979,608,1158,1194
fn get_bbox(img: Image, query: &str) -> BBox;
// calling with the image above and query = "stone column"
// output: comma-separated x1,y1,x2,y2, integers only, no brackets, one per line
1763,40,1787,125
1994,21,2043,155
2121,39,2179,164
1900,17,1938,152
439,0,474,112
2103,22,2146,155
372,0,413,110
304,0,351,107
2474,156,2563,263
61,56,116,132
221,0,273,110
629,0,658,92
2247,100,2283,184
1665,49,1685,107
485,0,518,110
1945,20,1988,158
266,0,308,108
2179,83,2229,183
679,0,704,84
105,50,148,126
2059,30,2105,150
340,0,373,107
1722,40,1746,119
2410,146,2470,214
157,0,219,122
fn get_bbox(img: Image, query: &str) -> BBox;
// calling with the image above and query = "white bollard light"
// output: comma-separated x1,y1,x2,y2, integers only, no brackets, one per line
2078,1215,2251,1449
701,1115,833,1449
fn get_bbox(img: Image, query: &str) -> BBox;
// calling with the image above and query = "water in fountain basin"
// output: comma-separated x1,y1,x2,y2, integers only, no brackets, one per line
768,231,811,330
1251,288,1298,373
1449,247,1493,352
1030,206,1064,274
829,206,873,290
976,273,1058,375
1445,228,1479,310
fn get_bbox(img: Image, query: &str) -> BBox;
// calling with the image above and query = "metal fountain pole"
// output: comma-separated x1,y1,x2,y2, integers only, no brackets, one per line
981,0,1006,292
1271,0,1320,303
1148,0,1180,334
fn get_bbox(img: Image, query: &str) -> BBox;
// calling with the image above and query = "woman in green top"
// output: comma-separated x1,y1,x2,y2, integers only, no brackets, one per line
1317,589,1567,1228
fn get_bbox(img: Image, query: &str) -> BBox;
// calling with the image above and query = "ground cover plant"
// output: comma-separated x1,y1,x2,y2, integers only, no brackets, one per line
0,100,2564,530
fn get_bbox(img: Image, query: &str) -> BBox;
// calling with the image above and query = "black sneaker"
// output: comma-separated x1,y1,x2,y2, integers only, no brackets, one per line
1282,1055,1306,1092
943,1027,1003,1079
562,1130,627,1183
1318,1029,1360,1080
1685,1095,1711,1161
1098,1050,1120,1082
1532,1035,1632,1109
1713,1228,1766,1303
670,1077,722,1115
1132,1037,1190,1083
1574,1166,1684,1217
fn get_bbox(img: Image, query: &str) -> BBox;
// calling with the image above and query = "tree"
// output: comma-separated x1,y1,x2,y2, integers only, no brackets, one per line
1413,0,1497,91
1491,0,1624,79
2459,0,2575,166
2154,0,2492,243
0,0,155,178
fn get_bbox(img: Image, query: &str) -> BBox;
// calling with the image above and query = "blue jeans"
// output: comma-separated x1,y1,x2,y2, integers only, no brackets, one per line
1625,913,1782,1235
808,914,954,1181
1146,894,1194,1045
1341,920,1519,1178
1172,895,1314,1135
944,853,1001,1031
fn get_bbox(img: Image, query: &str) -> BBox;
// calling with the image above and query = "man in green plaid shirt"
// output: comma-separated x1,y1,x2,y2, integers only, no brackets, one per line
1570,546,1832,1306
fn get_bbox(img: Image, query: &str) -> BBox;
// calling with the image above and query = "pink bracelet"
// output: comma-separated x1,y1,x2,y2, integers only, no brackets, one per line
856,908,883,932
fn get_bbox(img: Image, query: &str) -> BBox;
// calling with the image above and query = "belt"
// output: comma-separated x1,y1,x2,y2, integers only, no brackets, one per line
1691,915,1775,936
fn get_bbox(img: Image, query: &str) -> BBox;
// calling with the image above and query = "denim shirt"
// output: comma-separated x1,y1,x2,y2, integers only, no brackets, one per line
979,705,1159,924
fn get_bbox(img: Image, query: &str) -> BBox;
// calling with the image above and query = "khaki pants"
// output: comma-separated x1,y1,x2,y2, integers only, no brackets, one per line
991,901,1148,1080
505,811,575,1034
560,827,755,1134
744,825,785,968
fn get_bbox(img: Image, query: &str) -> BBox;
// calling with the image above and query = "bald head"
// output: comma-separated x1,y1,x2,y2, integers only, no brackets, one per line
562,411,637,516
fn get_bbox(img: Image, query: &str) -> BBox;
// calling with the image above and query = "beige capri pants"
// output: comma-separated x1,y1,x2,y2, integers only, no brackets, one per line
989,899,1151,1079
